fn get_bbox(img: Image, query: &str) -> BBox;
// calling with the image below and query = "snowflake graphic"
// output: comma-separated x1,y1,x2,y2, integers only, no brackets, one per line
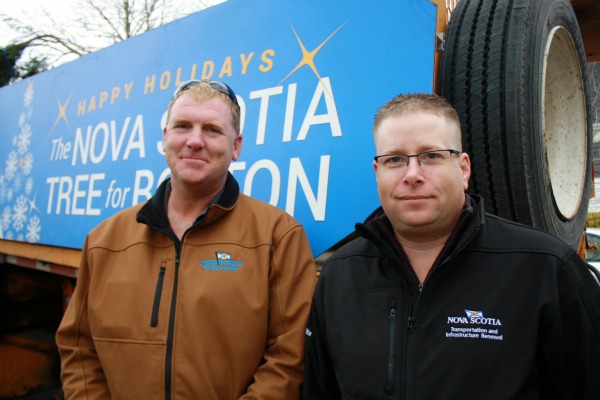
5,151,18,181
25,177,33,195
0,183,7,204
24,83,34,107
12,174,23,195
22,153,33,176
1,206,11,232
12,195,29,231
18,124,32,155
26,215,41,242
0,83,41,242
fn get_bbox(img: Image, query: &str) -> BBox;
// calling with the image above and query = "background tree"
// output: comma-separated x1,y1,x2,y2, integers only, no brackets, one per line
0,0,223,86
0,40,48,85
2,42,27,85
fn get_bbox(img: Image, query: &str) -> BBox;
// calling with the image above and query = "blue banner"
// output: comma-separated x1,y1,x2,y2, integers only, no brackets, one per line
0,0,435,256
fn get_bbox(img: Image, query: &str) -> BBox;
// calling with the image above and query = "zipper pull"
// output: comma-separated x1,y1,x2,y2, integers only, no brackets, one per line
389,307,396,321
407,316,415,333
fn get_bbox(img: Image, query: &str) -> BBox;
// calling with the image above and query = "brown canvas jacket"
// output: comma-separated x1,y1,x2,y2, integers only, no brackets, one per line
56,173,316,399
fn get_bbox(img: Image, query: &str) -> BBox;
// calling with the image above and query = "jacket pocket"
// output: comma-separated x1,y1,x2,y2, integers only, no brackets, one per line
150,266,166,327
386,298,397,395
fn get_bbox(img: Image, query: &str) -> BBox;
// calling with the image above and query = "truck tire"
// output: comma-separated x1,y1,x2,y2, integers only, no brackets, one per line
438,0,592,249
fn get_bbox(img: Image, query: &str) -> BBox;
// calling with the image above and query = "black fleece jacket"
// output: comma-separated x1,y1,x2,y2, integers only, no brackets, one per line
303,195,600,400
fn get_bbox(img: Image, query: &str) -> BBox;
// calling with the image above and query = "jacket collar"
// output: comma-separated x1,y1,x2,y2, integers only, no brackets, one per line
136,171,240,233
356,194,485,268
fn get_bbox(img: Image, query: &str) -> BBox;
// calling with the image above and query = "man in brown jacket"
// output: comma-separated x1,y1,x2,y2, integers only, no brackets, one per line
56,80,316,399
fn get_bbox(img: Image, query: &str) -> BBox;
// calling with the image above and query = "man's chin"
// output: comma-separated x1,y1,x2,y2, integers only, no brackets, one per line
398,209,435,226
402,219,436,230
171,173,210,187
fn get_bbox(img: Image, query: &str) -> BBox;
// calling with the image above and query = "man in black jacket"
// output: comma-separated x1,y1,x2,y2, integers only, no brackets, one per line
302,93,600,399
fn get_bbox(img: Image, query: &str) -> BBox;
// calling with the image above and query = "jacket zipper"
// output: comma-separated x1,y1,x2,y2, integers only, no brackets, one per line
150,266,166,327
164,244,182,400
386,298,397,395
404,284,422,400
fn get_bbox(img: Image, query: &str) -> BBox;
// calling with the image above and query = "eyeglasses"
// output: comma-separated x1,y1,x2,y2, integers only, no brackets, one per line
374,149,461,170
172,80,239,108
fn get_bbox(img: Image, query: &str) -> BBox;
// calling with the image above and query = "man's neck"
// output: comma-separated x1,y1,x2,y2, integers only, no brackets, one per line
167,183,222,240
397,234,450,284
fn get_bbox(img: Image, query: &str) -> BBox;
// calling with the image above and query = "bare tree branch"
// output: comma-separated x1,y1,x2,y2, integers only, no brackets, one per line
1,0,225,70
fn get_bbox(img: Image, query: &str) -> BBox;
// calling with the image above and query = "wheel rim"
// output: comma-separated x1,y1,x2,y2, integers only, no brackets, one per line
542,26,587,220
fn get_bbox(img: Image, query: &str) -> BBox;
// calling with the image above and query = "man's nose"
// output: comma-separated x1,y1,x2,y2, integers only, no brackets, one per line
406,156,423,170
403,156,424,181
186,127,205,147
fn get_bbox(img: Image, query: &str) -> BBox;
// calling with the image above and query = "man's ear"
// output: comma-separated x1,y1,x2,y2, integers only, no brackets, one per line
232,134,243,161
460,152,471,191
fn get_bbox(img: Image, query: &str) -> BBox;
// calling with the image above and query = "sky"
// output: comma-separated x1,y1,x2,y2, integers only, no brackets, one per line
0,0,79,46
0,0,226,49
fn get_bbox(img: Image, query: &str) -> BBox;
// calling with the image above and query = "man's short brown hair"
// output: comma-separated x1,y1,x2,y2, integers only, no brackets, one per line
374,93,462,150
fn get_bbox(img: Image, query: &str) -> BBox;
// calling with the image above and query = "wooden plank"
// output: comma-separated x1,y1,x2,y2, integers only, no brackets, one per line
0,240,80,271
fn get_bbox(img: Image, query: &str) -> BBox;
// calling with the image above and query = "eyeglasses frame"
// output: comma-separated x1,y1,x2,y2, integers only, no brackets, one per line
374,149,461,168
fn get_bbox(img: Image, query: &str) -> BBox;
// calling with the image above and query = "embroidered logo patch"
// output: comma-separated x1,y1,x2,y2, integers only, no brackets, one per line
200,252,243,271
444,309,504,341
465,310,483,319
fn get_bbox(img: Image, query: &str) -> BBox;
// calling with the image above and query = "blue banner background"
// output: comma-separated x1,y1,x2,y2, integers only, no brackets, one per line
0,0,436,256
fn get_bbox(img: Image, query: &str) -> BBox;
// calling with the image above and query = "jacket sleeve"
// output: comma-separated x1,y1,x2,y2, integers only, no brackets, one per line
242,224,316,400
55,237,111,399
302,265,342,400
540,252,600,399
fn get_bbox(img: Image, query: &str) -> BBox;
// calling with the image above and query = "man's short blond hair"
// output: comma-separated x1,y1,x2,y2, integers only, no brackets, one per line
166,84,241,134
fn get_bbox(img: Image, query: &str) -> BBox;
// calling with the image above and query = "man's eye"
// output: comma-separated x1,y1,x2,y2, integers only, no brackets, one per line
204,126,222,135
385,156,404,166
426,152,441,159
172,122,189,129
425,152,444,160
